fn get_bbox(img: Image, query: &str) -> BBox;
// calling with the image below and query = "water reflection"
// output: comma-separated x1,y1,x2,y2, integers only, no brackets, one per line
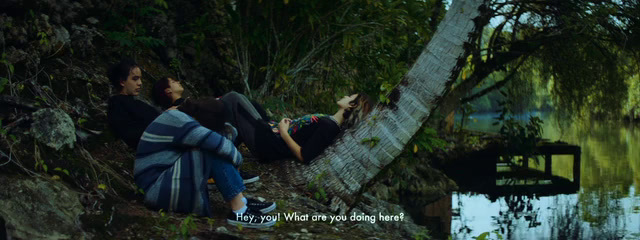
437,112,640,239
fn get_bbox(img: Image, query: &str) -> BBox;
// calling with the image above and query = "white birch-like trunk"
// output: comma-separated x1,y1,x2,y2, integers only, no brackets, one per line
283,0,489,212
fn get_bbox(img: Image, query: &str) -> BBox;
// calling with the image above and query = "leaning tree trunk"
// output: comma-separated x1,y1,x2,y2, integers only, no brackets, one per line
283,0,489,212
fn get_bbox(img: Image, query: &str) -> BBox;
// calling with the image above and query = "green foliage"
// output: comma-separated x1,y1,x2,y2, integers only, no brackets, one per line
155,211,198,240
625,74,640,119
221,0,444,112
379,82,393,104
104,30,165,49
275,199,288,210
0,78,9,94
458,102,477,132
0,119,15,144
37,31,49,46
360,137,380,148
306,171,328,202
411,127,447,154
176,215,197,239
77,118,87,127
53,167,70,176
0,53,14,76
34,158,48,172
102,1,167,55
472,230,503,240
169,58,181,73
135,185,145,195
0,119,5,136
493,96,544,166
178,12,225,63
205,217,215,230
154,0,168,9
412,229,431,240
0,53,14,95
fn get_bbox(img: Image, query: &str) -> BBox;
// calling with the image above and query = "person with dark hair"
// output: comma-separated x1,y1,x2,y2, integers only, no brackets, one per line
151,77,260,184
151,77,185,110
226,92,374,163
107,58,160,149
135,99,277,228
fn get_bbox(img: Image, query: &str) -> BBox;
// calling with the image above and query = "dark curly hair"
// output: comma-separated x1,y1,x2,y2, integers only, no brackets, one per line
152,77,173,109
342,93,374,129
107,58,138,92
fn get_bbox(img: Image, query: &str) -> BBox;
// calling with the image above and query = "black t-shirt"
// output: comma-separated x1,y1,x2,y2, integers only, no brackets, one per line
255,116,340,163
291,117,340,163
107,95,160,149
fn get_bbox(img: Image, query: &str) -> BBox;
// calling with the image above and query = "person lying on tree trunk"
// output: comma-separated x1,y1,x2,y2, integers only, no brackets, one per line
234,92,373,163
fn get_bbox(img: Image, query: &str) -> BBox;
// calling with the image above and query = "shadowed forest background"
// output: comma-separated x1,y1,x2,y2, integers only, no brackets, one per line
0,0,640,239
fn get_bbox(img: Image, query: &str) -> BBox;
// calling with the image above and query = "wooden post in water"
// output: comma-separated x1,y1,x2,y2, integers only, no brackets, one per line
573,150,581,189
545,154,552,177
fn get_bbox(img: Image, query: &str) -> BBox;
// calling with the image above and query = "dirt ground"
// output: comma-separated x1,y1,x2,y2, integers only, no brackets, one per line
81,145,398,240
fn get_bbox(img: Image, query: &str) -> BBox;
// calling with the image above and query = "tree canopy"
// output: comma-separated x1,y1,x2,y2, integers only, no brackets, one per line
449,0,640,120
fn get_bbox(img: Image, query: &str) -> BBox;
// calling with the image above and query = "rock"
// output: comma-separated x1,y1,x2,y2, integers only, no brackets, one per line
215,226,229,234
287,232,300,239
6,47,28,64
86,17,98,24
295,196,329,213
52,25,70,46
31,108,76,150
372,183,390,200
0,175,85,239
300,228,308,233
246,181,263,191
258,235,272,240
70,24,102,57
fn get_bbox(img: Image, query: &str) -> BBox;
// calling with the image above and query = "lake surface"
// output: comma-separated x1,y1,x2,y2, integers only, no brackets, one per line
440,112,640,239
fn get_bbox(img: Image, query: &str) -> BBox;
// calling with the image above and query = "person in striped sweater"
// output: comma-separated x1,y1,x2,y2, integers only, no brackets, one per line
134,98,276,228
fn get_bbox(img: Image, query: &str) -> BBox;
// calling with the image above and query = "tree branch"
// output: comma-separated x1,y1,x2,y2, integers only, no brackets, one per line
0,95,38,111
461,56,528,103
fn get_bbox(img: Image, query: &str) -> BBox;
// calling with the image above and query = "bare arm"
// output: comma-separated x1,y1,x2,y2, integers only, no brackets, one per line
278,118,304,162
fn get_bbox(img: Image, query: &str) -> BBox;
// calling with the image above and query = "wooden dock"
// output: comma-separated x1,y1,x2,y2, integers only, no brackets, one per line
444,141,582,198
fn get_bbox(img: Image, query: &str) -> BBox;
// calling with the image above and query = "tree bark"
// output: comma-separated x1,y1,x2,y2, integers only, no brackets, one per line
283,0,490,212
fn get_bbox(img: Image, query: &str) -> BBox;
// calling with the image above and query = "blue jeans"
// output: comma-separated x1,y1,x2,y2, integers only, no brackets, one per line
203,151,246,202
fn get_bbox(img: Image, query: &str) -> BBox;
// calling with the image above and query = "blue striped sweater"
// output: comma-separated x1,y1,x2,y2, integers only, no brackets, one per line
134,110,242,216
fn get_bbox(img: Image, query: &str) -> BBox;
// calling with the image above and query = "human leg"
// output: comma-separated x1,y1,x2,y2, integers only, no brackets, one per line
220,91,263,152
251,100,270,121
220,91,263,121
204,155,276,228
204,152,275,213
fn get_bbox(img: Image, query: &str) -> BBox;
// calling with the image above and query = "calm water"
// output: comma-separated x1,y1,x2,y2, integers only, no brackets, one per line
444,112,640,240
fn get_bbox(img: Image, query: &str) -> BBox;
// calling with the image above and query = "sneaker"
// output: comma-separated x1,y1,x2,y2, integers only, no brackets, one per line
240,170,260,184
207,178,216,190
247,197,276,214
227,208,276,229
